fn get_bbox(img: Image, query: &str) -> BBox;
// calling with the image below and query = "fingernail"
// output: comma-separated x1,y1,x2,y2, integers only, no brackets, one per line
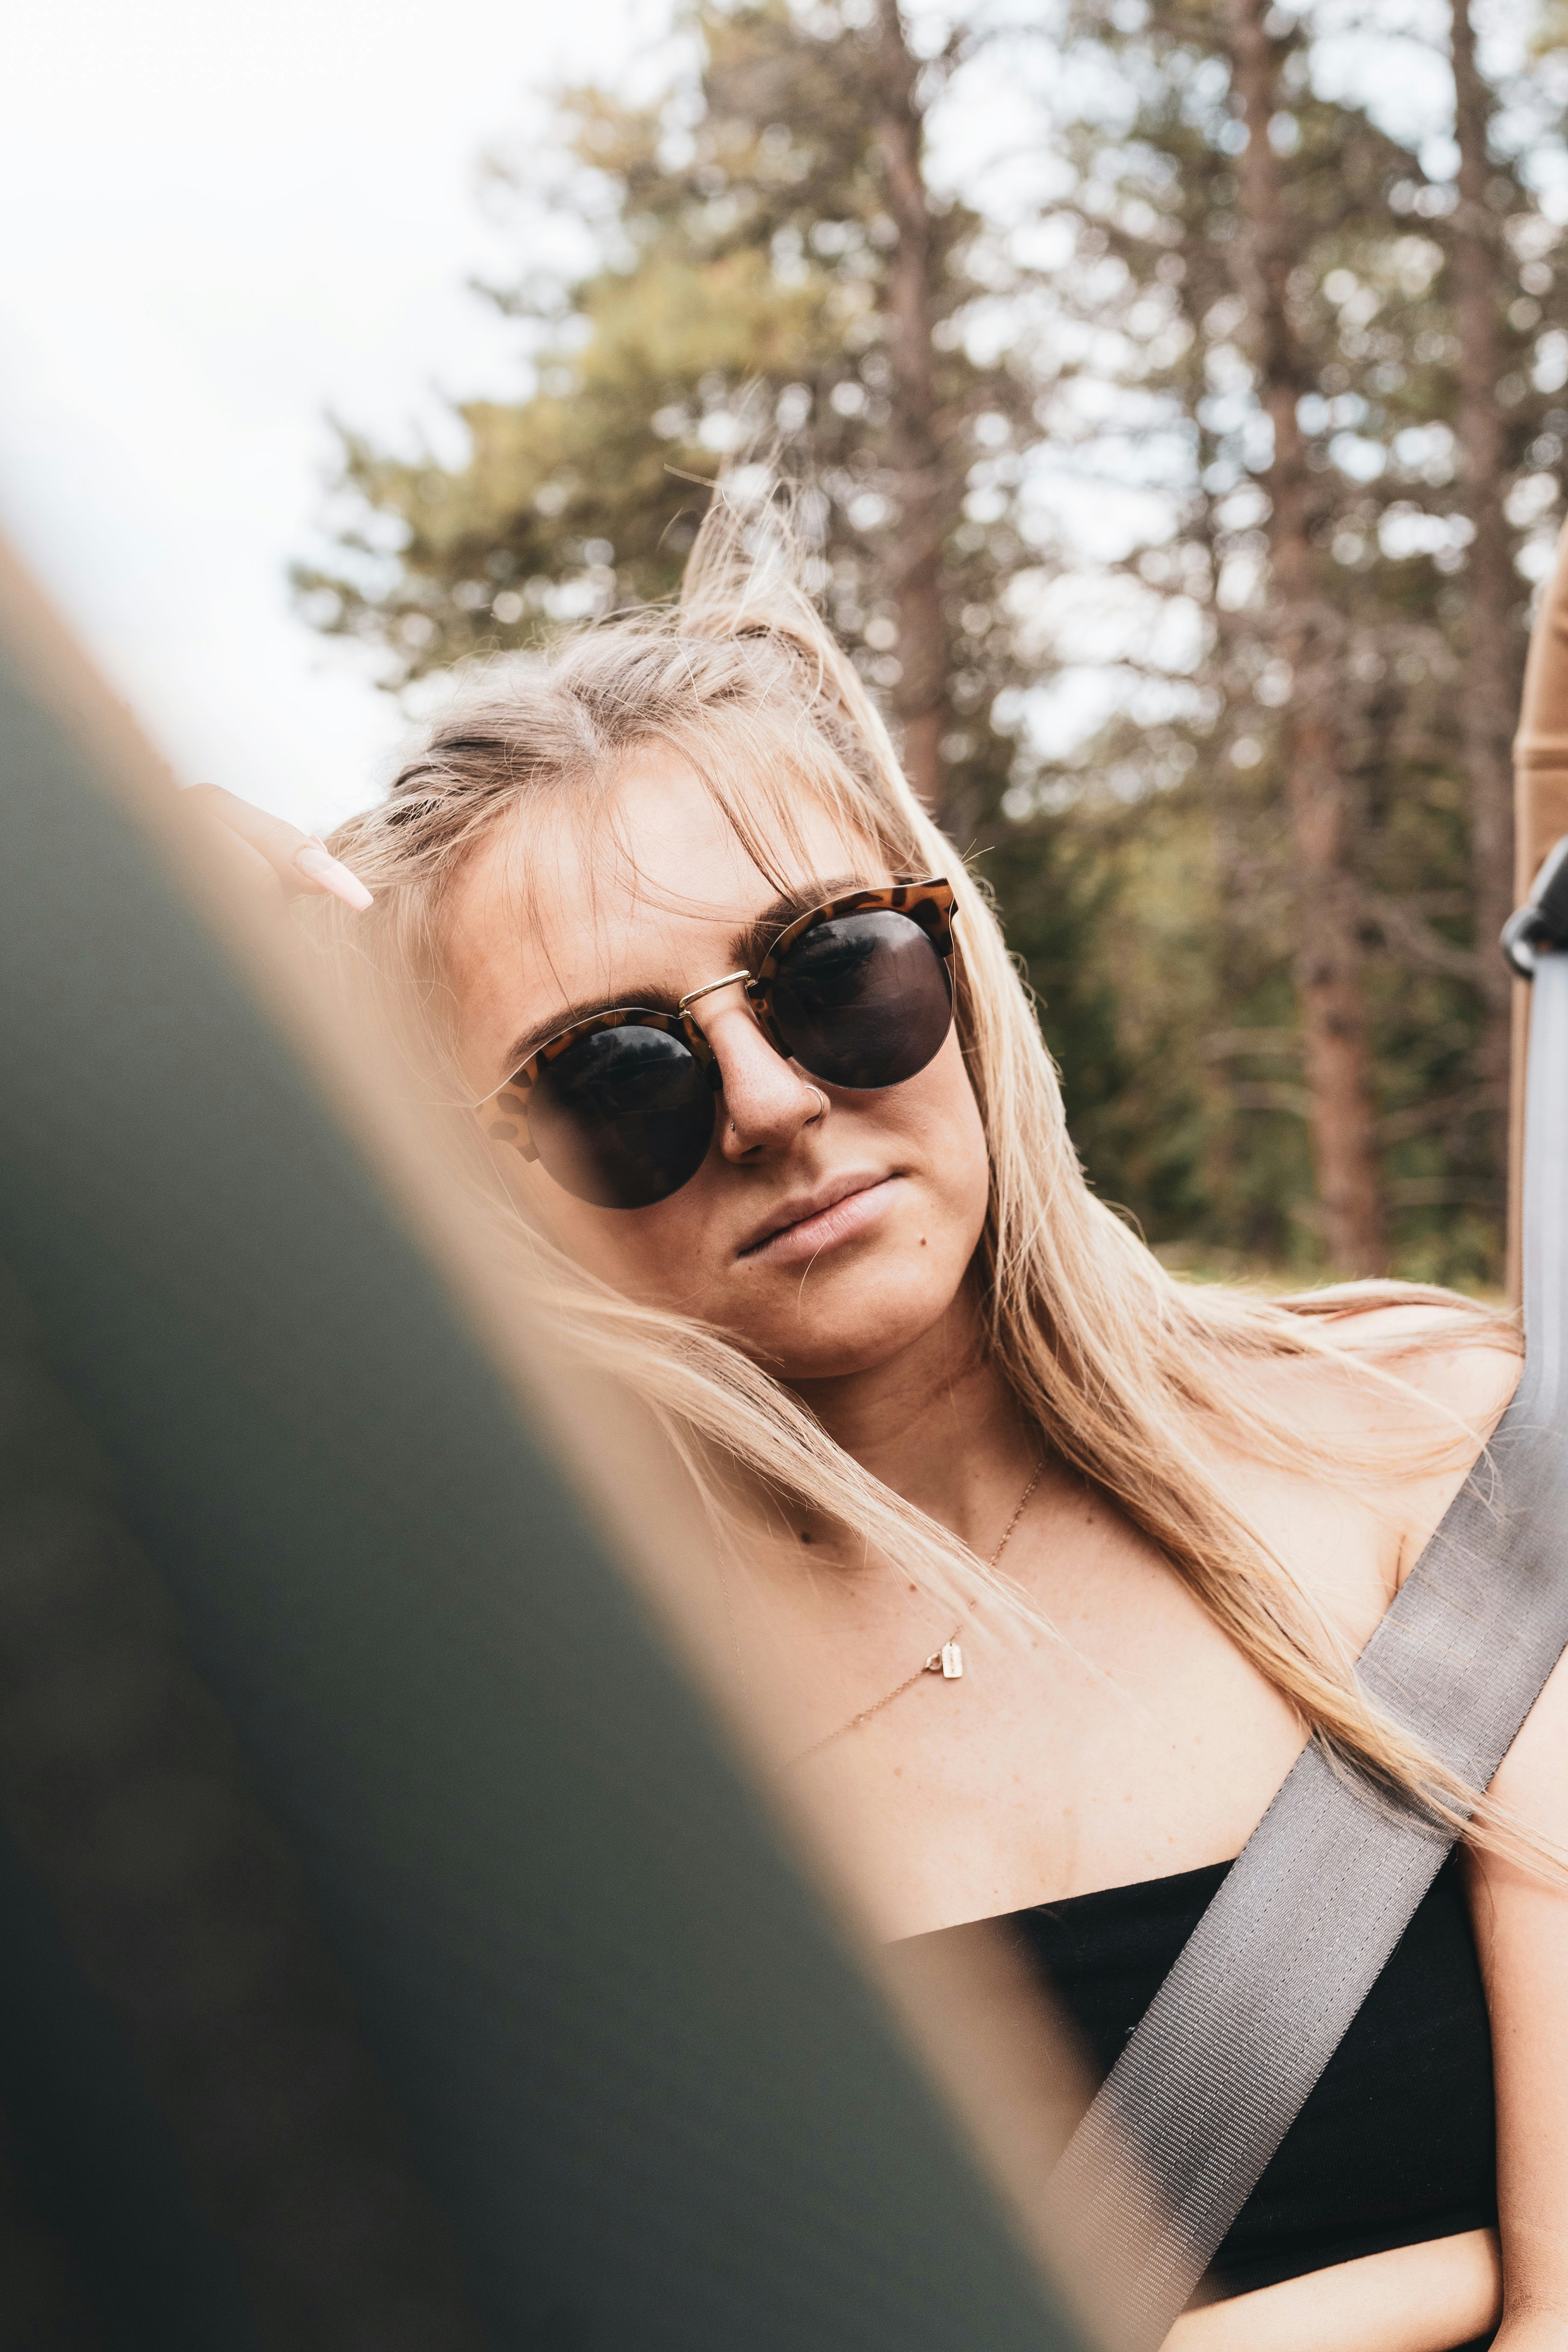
294,841,373,910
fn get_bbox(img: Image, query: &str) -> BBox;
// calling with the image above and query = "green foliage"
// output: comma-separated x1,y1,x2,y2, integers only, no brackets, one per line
1008,0,1568,1280
294,0,1042,835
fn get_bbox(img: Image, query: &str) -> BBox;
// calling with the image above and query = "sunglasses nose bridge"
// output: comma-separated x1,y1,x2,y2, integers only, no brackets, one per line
683,985,799,1107
676,967,752,1014
677,968,764,1055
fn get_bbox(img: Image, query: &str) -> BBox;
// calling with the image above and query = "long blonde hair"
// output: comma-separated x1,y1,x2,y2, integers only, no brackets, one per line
308,490,1520,1847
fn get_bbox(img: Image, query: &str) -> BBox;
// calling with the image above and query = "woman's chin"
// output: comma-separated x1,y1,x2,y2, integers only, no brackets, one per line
727,1284,971,1388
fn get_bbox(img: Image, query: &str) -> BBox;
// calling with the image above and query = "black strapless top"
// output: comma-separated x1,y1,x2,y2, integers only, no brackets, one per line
941,1848,1498,2302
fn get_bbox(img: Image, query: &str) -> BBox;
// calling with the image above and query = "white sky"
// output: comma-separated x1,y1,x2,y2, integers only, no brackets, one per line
2,0,650,834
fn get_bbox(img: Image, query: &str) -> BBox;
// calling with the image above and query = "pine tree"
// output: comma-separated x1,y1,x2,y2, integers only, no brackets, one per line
294,0,1043,844
1019,0,1568,1281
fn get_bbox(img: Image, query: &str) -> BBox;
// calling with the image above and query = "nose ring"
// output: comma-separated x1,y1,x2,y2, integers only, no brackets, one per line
730,1088,824,1138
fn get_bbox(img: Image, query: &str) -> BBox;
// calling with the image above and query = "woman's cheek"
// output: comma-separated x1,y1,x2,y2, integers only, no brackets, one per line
547,1189,718,1308
614,1202,717,1305
900,1041,991,1229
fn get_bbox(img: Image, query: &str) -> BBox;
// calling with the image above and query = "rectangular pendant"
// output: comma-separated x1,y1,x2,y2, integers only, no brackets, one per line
940,1641,963,1680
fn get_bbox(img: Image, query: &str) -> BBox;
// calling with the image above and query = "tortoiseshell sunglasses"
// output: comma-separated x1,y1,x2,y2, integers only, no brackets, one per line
477,878,957,1209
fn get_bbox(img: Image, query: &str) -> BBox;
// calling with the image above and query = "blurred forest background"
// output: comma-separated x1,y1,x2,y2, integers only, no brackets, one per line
293,0,1568,1288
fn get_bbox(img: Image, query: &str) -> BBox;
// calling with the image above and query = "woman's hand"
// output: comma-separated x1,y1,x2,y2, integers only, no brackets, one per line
183,783,373,911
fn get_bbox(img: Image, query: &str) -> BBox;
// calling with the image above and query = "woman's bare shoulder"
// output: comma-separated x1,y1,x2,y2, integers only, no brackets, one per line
1215,1294,1521,1612
1295,1294,1521,1432
1306,1299,1521,1592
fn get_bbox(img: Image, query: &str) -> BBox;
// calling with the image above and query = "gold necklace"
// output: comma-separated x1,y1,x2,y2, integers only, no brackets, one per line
782,1458,1045,1770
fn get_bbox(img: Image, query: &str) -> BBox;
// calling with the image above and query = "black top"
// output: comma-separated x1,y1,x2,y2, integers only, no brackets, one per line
945,1848,1497,2298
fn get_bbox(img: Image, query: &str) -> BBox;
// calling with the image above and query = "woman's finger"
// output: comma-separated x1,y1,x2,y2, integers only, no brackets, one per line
198,815,290,904
184,783,373,911
294,836,374,911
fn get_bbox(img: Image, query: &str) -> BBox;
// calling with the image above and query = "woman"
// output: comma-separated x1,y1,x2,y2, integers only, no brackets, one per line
193,501,1567,2352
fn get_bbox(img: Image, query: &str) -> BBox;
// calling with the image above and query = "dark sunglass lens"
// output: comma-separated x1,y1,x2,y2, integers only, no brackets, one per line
769,910,952,1089
528,1026,715,1208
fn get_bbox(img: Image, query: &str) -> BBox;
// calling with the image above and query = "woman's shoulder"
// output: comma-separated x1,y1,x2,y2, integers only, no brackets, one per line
1203,1279,1518,1414
1205,1284,1521,1615
1289,1291,1521,1595
1279,1286,1520,1429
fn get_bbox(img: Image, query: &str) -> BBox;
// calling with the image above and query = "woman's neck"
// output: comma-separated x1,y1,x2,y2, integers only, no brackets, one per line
788,1290,1040,1554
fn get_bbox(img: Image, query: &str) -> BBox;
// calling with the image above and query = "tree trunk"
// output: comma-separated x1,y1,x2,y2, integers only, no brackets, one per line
1227,0,1387,1274
872,0,952,829
1450,0,1516,1169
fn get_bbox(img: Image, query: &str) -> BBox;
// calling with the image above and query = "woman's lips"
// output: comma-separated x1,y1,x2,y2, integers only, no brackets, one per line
738,1176,902,1266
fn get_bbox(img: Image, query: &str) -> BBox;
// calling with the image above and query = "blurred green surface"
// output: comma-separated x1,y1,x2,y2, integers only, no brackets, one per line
0,604,1092,2347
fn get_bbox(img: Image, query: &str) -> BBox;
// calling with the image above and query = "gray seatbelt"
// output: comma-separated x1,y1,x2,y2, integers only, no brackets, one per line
1051,841,1568,2351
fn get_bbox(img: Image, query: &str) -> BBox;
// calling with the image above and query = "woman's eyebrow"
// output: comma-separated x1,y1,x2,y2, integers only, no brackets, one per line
499,983,680,1076
727,875,872,974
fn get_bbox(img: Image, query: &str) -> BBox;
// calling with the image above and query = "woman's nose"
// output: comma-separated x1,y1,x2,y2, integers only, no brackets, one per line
695,997,824,1159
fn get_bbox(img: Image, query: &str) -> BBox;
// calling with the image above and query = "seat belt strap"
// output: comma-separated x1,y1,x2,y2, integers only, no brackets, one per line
1050,847,1568,2351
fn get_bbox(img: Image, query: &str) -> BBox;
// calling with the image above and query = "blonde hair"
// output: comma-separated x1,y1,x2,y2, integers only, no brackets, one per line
309,491,1522,1849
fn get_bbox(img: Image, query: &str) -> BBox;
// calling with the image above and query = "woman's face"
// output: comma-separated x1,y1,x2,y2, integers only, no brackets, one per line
445,745,992,1386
